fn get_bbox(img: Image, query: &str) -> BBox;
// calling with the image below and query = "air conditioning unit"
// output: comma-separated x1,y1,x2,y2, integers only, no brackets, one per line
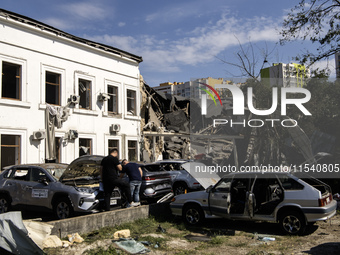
69,95,80,104
98,93,110,101
66,130,78,140
110,124,121,133
33,130,46,140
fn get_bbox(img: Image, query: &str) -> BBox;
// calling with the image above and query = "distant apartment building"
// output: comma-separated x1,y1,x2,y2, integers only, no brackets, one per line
260,63,310,87
335,52,340,78
0,9,143,168
153,77,226,98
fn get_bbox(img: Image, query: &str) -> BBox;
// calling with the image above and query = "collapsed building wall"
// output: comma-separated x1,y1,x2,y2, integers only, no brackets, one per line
140,77,191,162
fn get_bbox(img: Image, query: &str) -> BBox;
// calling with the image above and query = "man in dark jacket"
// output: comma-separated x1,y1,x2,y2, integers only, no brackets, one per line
100,149,132,210
121,159,143,206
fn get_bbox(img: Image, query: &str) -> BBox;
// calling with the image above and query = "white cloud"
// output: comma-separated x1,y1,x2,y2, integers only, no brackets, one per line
60,2,110,21
118,22,126,27
43,18,74,30
86,14,281,73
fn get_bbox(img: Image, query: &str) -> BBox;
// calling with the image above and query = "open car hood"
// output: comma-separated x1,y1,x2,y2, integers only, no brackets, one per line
60,155,104,182
181,161,221,189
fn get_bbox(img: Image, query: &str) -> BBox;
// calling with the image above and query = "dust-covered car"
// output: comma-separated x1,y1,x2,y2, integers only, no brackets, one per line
70,155,173,202
0,160,120,219
137,162,173,201
170,162,337,235
156,159,203,195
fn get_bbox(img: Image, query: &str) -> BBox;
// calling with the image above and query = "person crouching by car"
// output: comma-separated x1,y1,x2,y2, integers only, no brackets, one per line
121,159,143,206
100,149,132,210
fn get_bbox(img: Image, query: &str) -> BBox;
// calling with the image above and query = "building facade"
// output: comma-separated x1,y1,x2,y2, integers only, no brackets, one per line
0,9,143,169
260,63,310,87
153,77,226,98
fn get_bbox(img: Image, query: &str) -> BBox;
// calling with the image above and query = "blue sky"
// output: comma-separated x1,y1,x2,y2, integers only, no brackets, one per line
0,0,335,86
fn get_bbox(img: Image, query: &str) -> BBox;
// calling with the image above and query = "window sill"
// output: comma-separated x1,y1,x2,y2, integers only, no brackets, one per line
73,108,99,116
0,99,31,108
124,114,140,121
102,112,122,118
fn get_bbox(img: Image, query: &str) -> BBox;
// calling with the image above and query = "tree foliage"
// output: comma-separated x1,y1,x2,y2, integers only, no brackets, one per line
280,0,340,65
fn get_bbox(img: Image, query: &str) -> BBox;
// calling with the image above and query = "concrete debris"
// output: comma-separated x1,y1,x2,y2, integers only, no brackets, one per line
23,220,53,249
42,235,63,249
113,229,131,240
67,233,84,244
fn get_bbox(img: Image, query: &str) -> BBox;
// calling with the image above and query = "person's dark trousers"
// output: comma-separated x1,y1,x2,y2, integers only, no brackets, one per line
104,178,132,211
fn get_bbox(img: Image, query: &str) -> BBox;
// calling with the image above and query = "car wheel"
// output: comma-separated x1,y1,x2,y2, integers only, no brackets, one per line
279,210,306,235
0,195,10,214
183,204,205,225
174,183,188,196
53,198,73,219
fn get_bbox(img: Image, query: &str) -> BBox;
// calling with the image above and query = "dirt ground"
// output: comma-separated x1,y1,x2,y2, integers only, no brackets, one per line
46,213,340,255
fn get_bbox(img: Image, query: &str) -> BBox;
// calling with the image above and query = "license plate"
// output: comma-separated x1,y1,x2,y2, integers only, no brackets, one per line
326,197,330,204
110,199,117,205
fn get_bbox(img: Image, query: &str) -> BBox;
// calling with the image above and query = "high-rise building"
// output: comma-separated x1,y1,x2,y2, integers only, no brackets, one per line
260,63,310,87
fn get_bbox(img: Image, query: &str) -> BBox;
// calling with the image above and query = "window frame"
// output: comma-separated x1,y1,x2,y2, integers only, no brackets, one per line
45,71,61,106
1,61,21,101
126,138,138,161
40,65,65,107
124,85,139,119
0,55,27,104
107,85,119,115
0,134,21,170
74,73,95,112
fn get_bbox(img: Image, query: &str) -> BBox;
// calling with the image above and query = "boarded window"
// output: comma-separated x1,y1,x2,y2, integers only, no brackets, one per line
45,71,61,105
1,62,21,100
79,79,91,109
79,138,92,156
108,139,119,155
128,140,137,161
1,134,21,170
108,85,118,114
126,89,136,115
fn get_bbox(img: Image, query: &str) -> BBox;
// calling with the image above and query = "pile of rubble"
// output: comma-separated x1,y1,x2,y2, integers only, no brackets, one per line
140,76,191,162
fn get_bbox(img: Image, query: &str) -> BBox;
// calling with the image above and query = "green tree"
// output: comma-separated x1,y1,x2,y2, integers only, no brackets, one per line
280,0,340,65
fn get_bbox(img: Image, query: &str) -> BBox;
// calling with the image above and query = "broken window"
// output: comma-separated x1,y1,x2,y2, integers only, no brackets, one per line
1,62,21,100
79,138,92,156
45,71,61,105
126,89,136,115
79,79,91,109
108,85,118,114
55,137,61,163
108,139,119,155
1,134,21,170
128,140,137,161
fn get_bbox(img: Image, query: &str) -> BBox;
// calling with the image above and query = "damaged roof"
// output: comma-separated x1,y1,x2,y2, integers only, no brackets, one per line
0,8,143,63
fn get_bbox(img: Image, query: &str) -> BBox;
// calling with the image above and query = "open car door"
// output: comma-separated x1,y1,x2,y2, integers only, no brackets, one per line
208,177,233,217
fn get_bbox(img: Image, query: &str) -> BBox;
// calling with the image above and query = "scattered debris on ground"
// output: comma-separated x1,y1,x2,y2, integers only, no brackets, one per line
43,213,340,255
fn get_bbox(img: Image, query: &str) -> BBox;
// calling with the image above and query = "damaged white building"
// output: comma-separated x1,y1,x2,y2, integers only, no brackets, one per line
0,9,143,169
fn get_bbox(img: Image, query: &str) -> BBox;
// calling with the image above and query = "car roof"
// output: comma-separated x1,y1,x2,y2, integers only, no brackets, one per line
3,163,68,170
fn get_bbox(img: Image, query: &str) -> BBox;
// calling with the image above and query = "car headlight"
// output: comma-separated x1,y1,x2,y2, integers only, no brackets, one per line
75,187,94,194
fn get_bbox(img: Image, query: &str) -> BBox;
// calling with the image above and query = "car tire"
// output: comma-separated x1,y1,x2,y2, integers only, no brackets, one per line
173,182,188,196
279,210,306,235
0,194,10,214
53,198,73,219
183,204,205,226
